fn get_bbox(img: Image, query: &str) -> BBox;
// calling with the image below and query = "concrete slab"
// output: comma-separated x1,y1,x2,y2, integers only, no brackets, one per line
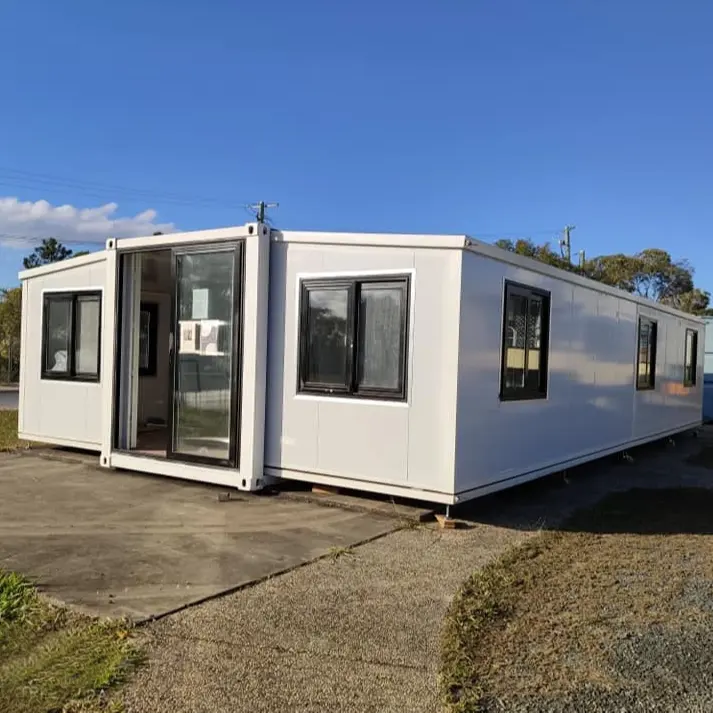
20,447,436,522
0,453,396,620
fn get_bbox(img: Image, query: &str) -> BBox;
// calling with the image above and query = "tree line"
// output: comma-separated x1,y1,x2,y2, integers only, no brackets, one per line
494,238,712,316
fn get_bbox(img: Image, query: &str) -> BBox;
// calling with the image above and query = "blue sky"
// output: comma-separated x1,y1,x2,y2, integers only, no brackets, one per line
1,0,712,291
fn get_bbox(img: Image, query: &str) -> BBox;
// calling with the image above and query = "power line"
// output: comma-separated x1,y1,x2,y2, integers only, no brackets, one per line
0,166,250,210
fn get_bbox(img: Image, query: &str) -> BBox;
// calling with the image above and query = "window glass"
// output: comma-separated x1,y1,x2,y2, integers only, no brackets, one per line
500,283,550,400
684,329,697,386
305,287,350,387
503,292,528,390
45,298,72,374
357,284,404,390
636,318,656,390
298,276,409,400
526,296,544,391
75,295,100,375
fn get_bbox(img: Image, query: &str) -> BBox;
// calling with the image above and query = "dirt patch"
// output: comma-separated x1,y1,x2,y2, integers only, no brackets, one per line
441,488,713,713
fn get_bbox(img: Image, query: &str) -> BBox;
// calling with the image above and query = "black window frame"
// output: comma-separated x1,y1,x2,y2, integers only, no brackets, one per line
636,316,658,391
499,281,551,401
298,275,410,401
684,328,698,387
42,291,102,382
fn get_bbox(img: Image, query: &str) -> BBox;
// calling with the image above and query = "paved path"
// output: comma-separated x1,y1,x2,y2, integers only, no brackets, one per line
0,388,18,410
122,432,713,713
0,453,396,619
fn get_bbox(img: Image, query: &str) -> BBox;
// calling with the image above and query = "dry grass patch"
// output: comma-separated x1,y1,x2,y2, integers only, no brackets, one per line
441,488,713,713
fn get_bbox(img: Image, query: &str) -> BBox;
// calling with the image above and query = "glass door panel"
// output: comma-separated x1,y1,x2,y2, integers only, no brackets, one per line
169,244,241,466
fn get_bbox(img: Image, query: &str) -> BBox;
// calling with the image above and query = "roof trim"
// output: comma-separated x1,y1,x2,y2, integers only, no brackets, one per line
111,223,261,251
272,229,468,250
18,250,107,281
465,237,706,324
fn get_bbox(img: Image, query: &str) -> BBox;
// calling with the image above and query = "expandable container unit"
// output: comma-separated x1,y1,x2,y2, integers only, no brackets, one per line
18,223,704,504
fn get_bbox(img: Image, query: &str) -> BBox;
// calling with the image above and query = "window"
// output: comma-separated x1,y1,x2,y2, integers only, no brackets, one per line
500,282,550,400
298,276,409,400
42,291,102,381
636,317,657,390
684,328,698,387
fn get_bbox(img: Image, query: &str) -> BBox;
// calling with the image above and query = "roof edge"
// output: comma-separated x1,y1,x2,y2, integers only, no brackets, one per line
464,237,706,324
18,250,107,281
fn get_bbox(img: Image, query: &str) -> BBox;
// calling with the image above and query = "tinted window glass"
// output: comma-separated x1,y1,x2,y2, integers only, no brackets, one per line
357,284,404,390
44,298,72,374
503,292,528,391
75,295,101,376
305,287,350,387
684,329,698,386
637,318,657,390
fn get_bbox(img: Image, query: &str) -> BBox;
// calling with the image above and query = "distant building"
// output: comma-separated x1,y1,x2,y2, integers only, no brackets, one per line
705,317,713,420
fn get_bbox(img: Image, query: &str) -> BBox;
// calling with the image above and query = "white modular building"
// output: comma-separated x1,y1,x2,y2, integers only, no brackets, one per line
17,223,704,504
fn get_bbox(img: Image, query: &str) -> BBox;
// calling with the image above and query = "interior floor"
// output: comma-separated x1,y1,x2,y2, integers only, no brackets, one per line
135,426,169,457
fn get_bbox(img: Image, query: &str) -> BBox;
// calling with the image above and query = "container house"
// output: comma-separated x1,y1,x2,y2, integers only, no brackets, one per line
17,223,704,504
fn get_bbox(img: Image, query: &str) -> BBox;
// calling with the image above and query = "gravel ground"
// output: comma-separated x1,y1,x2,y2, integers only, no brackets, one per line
121,431,713,713
498,624,713,713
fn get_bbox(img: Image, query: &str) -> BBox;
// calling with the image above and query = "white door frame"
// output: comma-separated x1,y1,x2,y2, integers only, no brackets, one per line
99,223,271,491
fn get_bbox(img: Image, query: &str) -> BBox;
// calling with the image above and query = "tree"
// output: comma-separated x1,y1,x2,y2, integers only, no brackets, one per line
23,238,74,269
0,288,22,382
495,239,709,315
494,238,574,272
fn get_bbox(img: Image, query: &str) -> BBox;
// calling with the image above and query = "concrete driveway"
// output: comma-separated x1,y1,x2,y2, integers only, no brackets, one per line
0,452,396,620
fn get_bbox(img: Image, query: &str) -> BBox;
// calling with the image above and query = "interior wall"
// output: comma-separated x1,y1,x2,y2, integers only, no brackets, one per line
138,250,171,425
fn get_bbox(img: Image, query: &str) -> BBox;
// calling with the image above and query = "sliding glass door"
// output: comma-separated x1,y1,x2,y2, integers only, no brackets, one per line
168,243,243,466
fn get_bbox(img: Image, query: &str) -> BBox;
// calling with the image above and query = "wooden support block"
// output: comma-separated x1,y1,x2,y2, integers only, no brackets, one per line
312,485,340,496
435,514,458,529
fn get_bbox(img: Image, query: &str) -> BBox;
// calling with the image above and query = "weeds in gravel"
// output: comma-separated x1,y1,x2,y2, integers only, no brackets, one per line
327,546,355,561
0,569,142,713
440,488,713,712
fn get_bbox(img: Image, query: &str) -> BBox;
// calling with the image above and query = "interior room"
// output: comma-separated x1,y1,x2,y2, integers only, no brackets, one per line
134,249,172,456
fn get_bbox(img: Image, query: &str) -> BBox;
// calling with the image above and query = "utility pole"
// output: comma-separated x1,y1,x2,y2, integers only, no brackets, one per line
560,224,576,263
248,201,279,223
578,249,586,269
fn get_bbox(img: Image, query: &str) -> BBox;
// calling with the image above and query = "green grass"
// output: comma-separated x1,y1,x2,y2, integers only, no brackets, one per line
440,488,713,712
0,570,142,713
0,410,27,452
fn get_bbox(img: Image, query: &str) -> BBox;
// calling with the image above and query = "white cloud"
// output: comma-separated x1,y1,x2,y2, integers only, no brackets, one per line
0,197,175,248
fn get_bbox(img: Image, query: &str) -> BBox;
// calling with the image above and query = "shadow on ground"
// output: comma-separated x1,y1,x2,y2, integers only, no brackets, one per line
453,427,713,535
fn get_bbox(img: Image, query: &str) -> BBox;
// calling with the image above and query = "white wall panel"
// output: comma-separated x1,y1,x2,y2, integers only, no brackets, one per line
265,242,461,495
455,251,703,499
19,254,107,449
